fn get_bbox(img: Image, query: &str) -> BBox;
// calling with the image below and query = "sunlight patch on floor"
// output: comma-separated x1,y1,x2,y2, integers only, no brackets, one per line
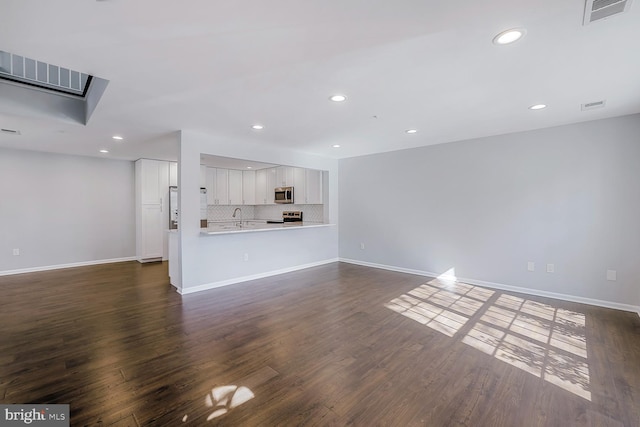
182,384,255,423
386,274,591,401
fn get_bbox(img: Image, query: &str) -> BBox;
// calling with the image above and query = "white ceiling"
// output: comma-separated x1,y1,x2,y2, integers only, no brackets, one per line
1,0,639,162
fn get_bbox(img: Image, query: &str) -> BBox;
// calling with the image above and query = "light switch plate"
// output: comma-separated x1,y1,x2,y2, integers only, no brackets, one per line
546,264,554,273
527,261,535,272
606,269,617,281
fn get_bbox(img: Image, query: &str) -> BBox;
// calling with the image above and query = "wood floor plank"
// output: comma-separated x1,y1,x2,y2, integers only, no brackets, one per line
1,261,639,426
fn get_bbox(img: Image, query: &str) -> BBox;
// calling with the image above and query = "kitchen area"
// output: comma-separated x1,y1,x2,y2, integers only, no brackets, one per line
196,155,327,234
136,134,338,294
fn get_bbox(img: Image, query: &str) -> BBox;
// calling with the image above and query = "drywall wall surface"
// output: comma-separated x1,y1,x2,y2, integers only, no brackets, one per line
0,148,135,272
339,114,640,307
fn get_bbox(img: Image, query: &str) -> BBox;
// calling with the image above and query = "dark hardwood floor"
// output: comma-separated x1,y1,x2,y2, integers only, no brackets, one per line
1,261,639,426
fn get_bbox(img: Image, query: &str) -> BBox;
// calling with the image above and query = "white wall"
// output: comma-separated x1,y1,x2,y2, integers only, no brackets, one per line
0,148,136,273
175,130,339,291
339,114,640,310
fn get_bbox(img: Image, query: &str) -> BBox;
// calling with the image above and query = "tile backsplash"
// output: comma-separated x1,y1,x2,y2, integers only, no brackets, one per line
207,204,324,222
207,205,255,221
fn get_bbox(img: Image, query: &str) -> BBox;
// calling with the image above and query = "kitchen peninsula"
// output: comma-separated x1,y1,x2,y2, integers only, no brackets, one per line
204,210,332,235
168,132,339,296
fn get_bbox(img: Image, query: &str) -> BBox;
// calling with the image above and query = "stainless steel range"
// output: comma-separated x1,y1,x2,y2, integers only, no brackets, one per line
266,211,303,224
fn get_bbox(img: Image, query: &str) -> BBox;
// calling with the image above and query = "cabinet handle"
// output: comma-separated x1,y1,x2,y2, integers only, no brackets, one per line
160,198,162,212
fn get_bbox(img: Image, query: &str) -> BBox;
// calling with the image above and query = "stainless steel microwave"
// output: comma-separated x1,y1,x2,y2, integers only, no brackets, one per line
274,187,294,204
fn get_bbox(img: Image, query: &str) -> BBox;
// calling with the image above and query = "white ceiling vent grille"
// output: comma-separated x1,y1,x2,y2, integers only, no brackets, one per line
581,100,606,110
1,128,21,135
583,0,633,25
0,50,90,97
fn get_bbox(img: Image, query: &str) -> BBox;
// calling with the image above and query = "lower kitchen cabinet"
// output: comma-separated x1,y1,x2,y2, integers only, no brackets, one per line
140,204,163,260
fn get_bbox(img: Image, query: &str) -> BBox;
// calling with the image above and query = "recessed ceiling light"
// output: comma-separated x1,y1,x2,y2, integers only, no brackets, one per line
112,135,123,140
251,124,264,130
406,129,418,134
332,144,341,148
246,166,253,169
99,149,109,153
529,104,547,110
329,94,347,102
493,28,526,45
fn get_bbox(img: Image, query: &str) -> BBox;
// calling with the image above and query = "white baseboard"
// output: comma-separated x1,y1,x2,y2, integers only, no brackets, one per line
0,256,138,276
340,258,640,314
178,258,340,295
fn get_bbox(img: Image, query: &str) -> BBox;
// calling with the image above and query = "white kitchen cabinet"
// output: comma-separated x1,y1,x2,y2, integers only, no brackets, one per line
215,168,229,205
255,169,268,205
255,167,277,204
228,169,243,205
305,169,323,204
169,162,178,187
206,167,230,205
242,170,256,205
140,159,162,204
140,204,163,259
136,159,169,262
266,167,277,204
293,167,305,188
200,165,207,188
206,167,216,205
292,167,305,203
276,166,294,187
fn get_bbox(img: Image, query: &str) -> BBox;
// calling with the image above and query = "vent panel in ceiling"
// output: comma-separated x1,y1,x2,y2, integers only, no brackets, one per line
581,100,606,110
0,50,90,96
583,0,633,24
1,128,21,135
0,49,109,125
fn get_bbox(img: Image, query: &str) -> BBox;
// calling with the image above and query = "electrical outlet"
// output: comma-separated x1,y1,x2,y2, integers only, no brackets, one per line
546,264,554,273
360,243,365,250
12,248,20,256
527,261,535,272
606,269,617,281
243,253,249,262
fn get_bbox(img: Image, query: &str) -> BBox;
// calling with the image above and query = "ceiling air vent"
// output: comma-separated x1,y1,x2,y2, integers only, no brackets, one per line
1,128,21,135
581,100,606,111
583,0,634,25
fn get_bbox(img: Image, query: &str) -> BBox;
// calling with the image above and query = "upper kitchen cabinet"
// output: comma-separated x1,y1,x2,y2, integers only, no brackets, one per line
228,169,243,205
200,154,324,206
242,170,256,205
169,162,178,187
140,159,165,204
305,169,323,204
215,169,229,205
276,166,294,187
293,167,306,190
200,165,207,188
255,167,277,205
206,167,230,205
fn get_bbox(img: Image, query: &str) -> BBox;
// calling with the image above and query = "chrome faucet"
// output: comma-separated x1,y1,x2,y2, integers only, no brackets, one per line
232,207,243,227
